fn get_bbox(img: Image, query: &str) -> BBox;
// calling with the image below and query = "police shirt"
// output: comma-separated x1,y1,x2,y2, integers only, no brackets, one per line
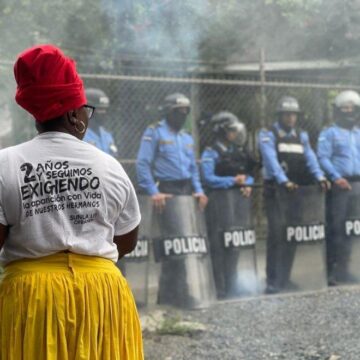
317,124,360,181
136,120,203,195
83,126,118,157
0,132,141,265
258,122,324,184
201,144,254,189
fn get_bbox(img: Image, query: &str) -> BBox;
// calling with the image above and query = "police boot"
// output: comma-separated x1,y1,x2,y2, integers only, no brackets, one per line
337,268,359,284
284,280,300,291
265,284,279,294
327,264,339,286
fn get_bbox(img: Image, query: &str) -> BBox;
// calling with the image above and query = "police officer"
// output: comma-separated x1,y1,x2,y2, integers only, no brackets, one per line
83,88,118,157
259,96,328,294
317,90,360,285
202,112,257,298
201,111,256,196
137,94,211,307
137,93,208,211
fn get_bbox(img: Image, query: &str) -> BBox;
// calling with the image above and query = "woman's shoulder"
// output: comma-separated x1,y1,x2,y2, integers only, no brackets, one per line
0,141,31,160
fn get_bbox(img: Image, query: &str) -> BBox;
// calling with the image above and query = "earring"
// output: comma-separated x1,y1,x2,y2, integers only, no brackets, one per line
75,120,86,134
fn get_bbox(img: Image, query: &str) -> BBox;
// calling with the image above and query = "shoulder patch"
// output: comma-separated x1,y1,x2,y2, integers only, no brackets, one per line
148,121,161,129
110,144,118,153
204,146,213,151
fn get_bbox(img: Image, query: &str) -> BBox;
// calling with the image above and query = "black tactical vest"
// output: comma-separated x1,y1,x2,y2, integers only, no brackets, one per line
213,142,252,177
272,126,314,185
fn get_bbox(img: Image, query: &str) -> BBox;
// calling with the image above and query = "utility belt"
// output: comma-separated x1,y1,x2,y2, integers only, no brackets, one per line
264,180,277,186
344,176,360,183
263,179,318,199
157,178,193,195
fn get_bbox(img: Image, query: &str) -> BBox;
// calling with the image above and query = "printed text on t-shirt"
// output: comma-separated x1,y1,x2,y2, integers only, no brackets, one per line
19,160,102,222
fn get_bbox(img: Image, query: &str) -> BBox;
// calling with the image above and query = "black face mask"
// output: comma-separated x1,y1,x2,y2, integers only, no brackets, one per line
166,111,188,132
336,112,357,129
278,119,295,133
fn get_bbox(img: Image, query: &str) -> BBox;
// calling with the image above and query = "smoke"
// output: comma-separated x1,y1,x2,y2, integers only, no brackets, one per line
234,269,262,296
2,0,360,70
101,0,211,66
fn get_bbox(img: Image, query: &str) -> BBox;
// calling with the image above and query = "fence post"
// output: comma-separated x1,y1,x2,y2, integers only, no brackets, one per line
259,48,267,128
255,48,267,245
190,82,201,157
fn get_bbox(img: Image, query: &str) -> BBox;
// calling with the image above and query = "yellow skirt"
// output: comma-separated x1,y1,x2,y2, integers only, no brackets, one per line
0,252,143,360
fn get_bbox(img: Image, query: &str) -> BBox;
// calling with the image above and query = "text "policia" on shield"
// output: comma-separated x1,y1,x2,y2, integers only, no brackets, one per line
286,224,325,243
345,219,360,237
154,236,207,261
124,238,149,261
223,229,256,249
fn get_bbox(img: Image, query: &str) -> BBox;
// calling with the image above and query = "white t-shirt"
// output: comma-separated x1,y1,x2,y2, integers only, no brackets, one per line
0,132,141,265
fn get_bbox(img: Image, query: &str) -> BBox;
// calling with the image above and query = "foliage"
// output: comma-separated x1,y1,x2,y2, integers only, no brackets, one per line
1,0,360,68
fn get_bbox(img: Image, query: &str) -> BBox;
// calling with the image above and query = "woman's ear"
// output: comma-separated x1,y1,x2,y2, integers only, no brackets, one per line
67,110,77,126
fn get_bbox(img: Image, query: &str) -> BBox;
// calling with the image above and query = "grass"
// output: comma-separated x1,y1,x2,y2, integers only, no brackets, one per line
156,316,204,337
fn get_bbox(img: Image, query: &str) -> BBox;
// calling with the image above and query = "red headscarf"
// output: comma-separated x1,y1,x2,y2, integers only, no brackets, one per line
14,44,87,122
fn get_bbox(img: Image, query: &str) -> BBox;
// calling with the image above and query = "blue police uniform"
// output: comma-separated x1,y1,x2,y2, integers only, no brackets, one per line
317,124,360,283
259,122,324,184
83,127,118,157
136,119,203,195
258,122,324,292
201,145,254,189
317,124,360,180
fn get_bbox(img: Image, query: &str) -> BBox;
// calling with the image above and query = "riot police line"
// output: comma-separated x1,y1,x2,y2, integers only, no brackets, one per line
120,179,360,309
117,90,360,309
124,183,360,308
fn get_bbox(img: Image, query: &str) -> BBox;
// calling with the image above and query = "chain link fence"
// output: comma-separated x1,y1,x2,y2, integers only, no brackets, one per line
2,66,360,241
80,73,360,160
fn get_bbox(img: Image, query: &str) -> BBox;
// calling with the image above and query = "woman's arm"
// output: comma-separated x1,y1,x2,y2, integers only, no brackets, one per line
114,225,139,259
0,224,7,250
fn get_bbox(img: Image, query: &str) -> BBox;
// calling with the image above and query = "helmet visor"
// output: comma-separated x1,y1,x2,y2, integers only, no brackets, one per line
227,122,247,146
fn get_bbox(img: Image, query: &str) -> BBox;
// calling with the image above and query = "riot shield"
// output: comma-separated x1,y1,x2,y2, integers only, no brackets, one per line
206,188,258,298
153,196,216,309
330,181,360,283
119,195,151,307
275,185,327,291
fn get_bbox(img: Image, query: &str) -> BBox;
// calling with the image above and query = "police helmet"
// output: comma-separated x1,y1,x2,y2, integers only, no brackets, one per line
211,111,247,146
276,96,301,113
85,88,110,109
160,93,190,114
334,90,360,109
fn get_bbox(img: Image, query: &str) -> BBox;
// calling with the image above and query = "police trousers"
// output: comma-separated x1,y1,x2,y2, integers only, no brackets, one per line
264,183,297,289
156,179,194,307
326,187,353,281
